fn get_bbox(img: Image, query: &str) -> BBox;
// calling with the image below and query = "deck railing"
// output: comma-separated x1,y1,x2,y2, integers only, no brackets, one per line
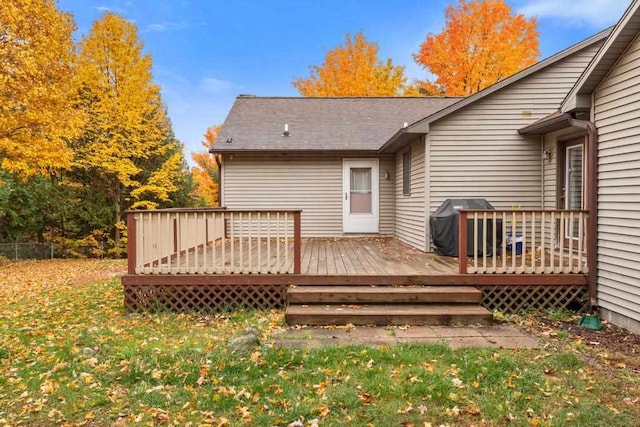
458,210,589,274
127,208,302,275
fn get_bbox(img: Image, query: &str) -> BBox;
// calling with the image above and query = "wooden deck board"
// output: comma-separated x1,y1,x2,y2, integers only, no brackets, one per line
171,237,465,276
169,237,581,277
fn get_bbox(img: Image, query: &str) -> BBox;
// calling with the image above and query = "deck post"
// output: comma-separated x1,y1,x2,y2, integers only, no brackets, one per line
293,211,302,274
458,210,468,274
127,212,137,275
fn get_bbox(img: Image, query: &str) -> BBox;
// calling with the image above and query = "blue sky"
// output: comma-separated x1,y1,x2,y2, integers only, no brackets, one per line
58,0,631,161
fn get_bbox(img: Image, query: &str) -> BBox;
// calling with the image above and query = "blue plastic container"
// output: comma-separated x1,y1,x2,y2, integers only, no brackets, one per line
506,233,523,255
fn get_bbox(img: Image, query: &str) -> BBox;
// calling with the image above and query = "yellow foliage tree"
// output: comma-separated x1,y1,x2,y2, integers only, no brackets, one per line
0,0,80,176
191,126,220,206
293,31,411,96
74,13,185,241
414,0,539,96
130,142,187,210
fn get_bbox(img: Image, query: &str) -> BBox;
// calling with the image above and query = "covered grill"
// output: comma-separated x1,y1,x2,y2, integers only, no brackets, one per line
430,199,502,257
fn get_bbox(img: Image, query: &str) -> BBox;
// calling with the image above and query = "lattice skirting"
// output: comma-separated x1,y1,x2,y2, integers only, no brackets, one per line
124,284,286,312
478,285,589,313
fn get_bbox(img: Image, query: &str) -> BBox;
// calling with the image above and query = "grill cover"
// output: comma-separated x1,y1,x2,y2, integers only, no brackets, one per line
430,199,502,257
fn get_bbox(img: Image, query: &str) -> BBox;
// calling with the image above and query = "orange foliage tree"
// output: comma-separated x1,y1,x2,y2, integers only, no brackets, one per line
191,125,220,206
293,31,411,96
414,0,539,96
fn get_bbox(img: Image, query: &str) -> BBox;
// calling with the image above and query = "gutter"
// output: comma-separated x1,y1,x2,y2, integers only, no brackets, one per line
566,115,598,308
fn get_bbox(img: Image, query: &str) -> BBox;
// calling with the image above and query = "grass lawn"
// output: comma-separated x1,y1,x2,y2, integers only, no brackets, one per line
1,260,639,426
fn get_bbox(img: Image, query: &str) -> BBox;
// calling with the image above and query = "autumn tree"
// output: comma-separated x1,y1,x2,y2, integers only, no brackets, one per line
293,31,411,96
414,0,539,96
0,0,81,176
74,13,189,243
191,125,221,206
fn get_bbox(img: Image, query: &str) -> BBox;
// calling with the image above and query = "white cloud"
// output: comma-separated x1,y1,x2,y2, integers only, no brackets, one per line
517,0,629,27
200,77,241,95
92,5,125,14
145,21,207,33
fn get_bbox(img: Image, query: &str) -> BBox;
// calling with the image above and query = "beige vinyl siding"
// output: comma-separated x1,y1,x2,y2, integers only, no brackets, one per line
395,138,426,250
379,156,395,235
428,42,602,221
542,136,558,209
593,32,640,328
223,155,394,237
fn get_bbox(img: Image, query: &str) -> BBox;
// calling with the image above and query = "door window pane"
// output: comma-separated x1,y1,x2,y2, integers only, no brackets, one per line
350,168,372,214
566,146,583,210
566,145,583,239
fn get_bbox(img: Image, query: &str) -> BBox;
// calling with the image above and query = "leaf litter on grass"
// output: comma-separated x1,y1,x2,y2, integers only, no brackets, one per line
0,259,639,426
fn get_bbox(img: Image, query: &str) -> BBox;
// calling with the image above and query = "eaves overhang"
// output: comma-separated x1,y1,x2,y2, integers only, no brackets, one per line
518,112,573,136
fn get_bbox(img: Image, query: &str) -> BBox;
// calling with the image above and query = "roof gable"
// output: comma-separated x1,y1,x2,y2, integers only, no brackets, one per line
379,27,611,152
562,0,640,113
214,96,460,152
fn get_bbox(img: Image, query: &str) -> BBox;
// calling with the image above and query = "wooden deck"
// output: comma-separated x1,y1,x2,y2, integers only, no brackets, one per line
124,209,592,315
299,237,457,275
166,236,583,278
123,236,590,314
166,237,459,276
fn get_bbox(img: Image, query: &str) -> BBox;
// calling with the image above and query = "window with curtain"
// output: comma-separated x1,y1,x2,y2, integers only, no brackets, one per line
350,167,372,213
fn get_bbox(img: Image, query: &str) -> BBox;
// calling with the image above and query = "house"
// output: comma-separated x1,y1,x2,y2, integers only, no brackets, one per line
214,96,460,237
215,31,608,251
122,3,640,331
517,0,640,334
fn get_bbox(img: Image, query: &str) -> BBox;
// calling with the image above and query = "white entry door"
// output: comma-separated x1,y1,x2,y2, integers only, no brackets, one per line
343,159,379,233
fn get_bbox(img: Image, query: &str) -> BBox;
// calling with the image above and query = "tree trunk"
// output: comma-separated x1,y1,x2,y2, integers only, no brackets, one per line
114,180,121,244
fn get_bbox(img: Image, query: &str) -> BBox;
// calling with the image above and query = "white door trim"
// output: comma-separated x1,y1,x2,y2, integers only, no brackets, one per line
342,158,379,233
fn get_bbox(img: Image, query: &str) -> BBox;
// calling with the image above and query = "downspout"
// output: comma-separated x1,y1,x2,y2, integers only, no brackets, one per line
566,115,598,308
540,136,545,210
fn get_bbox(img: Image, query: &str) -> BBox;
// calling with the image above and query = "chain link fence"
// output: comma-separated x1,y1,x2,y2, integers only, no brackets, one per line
0,241,123,260
0,243,55,260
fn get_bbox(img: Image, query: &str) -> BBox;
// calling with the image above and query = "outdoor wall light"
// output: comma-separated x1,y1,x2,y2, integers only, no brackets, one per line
383,170,389,179
543,149,553,160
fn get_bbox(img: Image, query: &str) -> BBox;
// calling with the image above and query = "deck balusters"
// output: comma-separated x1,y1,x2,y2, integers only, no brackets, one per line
128,208,301,275
541,211,546,273
578,213,584,273
285,212,290,273
521,211,526,273
492,211,497,272
501,211,507,273
257,212,262,274
459,209,588,275
473,214,478,273
558,213,564,274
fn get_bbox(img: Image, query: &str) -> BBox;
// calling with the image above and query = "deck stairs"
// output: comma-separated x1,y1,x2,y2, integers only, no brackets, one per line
285,285,493,326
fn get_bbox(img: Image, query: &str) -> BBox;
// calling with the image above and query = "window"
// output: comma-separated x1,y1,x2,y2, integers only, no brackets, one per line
350,167,372,214
402,149,411,195
564,143,584,239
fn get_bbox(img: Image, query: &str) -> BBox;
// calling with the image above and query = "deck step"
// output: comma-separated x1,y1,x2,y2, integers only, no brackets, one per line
287,285,482,304
285,304,493,326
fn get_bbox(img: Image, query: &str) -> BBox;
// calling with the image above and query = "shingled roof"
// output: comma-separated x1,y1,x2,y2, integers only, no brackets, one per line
213,96,461,152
